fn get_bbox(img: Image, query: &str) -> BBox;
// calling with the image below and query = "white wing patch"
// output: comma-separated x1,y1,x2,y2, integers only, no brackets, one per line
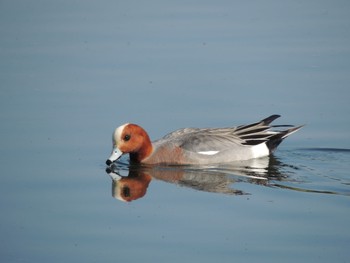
197,150,220,155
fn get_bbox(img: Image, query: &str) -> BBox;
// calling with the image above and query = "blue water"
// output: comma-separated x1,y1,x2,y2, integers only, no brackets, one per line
1,1,350,262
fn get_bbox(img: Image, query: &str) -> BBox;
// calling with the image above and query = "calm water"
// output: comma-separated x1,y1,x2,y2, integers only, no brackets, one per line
1,1,350,262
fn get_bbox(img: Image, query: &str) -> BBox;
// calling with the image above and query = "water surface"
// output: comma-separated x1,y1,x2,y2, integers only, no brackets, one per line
1,1,350,262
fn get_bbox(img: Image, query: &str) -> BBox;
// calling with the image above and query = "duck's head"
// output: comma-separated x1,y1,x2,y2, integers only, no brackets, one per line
106,123,152,165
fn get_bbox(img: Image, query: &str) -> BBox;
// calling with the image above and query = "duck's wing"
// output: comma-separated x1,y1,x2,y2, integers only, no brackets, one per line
157,115,302,154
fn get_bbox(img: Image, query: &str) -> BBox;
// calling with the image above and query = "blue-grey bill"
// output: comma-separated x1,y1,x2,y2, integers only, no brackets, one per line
107,147,123,164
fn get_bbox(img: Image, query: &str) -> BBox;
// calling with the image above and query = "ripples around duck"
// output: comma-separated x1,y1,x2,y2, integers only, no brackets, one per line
105,148,350,202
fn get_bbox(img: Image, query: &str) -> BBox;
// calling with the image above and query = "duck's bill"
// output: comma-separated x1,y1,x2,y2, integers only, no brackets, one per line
106,147,123,165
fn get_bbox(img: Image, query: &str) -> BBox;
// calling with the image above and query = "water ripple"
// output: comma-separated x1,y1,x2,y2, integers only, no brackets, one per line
105,148,350,202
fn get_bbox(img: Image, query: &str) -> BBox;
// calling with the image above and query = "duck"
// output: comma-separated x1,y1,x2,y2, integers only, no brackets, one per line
106,114,303,166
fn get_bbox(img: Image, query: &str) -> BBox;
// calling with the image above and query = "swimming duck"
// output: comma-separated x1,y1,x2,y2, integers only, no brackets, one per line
106,114,302,165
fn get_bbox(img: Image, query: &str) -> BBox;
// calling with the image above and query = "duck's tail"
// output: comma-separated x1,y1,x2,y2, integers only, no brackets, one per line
236,115,303,152
266,124,304,153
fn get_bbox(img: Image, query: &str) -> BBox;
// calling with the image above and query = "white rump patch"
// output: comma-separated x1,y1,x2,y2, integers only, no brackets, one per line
251,143,269,158
197,150,220,155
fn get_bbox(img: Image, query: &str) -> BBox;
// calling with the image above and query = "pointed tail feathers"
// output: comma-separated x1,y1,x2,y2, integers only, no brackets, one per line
266,125,304,153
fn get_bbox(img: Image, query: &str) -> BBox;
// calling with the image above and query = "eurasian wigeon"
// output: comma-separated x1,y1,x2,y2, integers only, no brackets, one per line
106,115,302,166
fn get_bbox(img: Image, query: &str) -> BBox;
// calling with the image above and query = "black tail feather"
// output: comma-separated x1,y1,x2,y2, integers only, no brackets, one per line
260,114,281,125
266,125,304,153
236,114,281,133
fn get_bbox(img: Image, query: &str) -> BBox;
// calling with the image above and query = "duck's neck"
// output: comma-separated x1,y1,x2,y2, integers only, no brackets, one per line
130,133,153,163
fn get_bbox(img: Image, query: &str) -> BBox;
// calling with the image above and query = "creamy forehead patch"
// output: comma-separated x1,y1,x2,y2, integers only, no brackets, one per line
113,123,129,143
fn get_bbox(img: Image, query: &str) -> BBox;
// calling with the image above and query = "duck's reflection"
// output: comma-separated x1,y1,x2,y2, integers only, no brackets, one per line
110,170,152,202
106,156,292,202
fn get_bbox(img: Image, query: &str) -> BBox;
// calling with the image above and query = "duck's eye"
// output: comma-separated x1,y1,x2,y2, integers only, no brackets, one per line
122,186,131,197
123,134,131,141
